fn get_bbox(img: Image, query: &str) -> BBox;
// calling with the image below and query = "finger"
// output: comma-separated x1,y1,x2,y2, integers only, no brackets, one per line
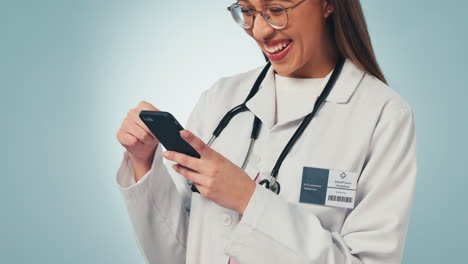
193,182,208,196
118,132,139,148
179,130,213,158
171,164,208,186
137,100,159,111
125,119,154,144
128,108,157,140
163,151,202,172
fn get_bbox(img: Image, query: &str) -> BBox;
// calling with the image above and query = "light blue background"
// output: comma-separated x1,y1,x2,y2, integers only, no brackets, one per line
1,0,466,263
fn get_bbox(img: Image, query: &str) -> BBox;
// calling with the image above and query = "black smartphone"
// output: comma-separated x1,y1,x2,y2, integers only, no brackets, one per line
139,110,201,193
139,111,201,159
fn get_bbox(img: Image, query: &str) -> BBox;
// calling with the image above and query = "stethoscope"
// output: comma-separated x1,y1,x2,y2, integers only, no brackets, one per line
189,56,345,195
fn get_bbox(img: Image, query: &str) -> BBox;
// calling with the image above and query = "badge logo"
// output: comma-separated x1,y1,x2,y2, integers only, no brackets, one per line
340,172,347,179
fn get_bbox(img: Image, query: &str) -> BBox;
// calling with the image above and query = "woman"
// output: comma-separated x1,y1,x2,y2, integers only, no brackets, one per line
115,0,417,263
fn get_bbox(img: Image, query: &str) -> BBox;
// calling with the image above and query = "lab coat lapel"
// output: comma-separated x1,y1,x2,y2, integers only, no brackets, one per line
326,58,366,104
245,58,365,129
245,65,276,130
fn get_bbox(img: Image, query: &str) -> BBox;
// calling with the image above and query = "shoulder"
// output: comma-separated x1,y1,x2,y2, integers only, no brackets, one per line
358,70,413,115
353,66,415,123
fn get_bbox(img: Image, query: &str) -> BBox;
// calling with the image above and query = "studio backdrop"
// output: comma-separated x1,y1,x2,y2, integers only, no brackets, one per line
1,0,466,263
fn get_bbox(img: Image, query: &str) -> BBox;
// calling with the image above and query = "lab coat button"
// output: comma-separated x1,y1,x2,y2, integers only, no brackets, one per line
222,214,232,226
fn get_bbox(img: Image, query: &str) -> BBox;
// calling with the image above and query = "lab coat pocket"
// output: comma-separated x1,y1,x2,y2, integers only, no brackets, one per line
281,164,355,230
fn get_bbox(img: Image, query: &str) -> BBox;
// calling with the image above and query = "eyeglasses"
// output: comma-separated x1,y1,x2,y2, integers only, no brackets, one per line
227,0,307,30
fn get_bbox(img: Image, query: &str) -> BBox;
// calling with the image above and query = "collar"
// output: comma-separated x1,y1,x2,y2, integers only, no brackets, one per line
245,58,365,129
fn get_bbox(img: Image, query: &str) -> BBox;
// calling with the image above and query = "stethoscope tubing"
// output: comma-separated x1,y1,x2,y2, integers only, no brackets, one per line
190,57,345,195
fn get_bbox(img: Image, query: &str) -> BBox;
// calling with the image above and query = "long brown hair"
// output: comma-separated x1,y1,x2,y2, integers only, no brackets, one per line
329,0,387,84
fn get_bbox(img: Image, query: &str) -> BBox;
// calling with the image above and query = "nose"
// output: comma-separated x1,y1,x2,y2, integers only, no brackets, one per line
252,13,275,40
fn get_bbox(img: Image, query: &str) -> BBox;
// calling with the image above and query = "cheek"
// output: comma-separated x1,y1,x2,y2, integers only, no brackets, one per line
286,20,312,52
294,22,324,57
291,8,325,43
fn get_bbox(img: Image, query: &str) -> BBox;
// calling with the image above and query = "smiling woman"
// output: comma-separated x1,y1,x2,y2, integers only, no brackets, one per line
231,0,386,82
115,0,417,263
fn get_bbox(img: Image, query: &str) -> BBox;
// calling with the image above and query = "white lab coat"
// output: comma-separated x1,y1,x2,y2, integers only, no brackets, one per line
116,58,417,264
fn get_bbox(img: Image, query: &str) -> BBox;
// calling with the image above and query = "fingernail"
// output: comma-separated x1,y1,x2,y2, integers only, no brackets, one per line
161,151,167,157
180,130,188,138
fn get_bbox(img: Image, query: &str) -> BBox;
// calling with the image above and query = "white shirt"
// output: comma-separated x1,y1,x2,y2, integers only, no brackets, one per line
274,72,329,125
115,58,418,264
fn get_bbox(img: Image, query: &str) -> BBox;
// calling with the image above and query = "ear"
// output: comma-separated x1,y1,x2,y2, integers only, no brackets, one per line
322,0,334,18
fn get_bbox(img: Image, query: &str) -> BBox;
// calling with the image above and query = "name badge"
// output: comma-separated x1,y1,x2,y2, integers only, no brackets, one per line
299,166,358,209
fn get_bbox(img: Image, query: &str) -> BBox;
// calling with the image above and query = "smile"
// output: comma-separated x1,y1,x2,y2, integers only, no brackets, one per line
263,39,293,62
263,40,292,54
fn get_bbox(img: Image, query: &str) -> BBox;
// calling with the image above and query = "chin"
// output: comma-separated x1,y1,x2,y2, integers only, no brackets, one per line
271,63,297,77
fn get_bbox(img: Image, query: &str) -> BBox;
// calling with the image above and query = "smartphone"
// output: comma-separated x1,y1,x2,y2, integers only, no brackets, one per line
139,111,201,159
139,111,201,193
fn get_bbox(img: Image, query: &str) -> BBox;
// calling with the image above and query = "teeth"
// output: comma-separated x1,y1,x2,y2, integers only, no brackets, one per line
265,40,291,53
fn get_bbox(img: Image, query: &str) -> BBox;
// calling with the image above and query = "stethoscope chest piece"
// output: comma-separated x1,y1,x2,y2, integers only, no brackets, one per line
259,178,281,194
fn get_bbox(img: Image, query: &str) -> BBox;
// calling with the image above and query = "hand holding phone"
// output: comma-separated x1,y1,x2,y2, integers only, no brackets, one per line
139,111,201,193
116,101,161,183
139,111,201,158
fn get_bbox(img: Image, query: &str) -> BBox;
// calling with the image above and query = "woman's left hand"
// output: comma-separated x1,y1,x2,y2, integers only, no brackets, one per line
161,129,256,214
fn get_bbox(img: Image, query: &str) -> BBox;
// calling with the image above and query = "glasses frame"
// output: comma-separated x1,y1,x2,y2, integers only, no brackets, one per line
227,0,307,30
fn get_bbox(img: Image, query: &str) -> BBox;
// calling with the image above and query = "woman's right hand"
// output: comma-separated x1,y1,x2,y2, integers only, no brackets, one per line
116,101,160,182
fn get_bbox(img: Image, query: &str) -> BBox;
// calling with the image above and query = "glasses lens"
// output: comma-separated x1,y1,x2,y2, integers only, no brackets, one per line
264,4,287,29
231,4,253,29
